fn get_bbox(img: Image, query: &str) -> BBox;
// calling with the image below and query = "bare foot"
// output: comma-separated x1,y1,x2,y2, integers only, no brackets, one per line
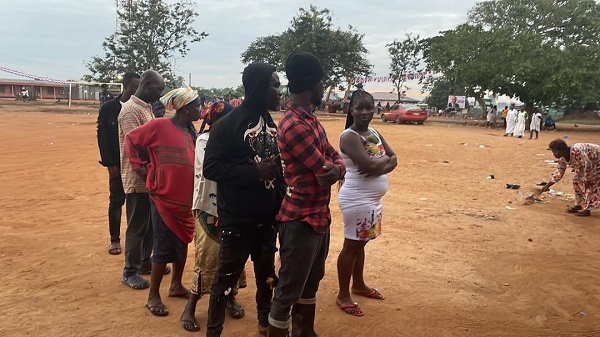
169,285,190,298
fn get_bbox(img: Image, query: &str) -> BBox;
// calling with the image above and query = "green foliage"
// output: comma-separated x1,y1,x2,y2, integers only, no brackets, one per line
387,33,422,102
241,5,372,91
194,85,244,99
84,0,207,88
423,0,600,110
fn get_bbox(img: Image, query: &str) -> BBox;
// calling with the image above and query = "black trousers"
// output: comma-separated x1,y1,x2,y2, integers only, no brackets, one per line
123,193,153,277
206,223,277,336
108,174,126,243
269,221,329,328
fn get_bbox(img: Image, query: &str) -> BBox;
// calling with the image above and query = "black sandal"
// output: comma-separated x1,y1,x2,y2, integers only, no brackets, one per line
567,205,583,213
181,318,201,331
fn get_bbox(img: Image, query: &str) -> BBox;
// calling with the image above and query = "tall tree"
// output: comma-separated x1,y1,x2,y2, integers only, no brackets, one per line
241,6,372,100
84,0,207,87
468,0,600,109
422,24,506,110
387,33,422,103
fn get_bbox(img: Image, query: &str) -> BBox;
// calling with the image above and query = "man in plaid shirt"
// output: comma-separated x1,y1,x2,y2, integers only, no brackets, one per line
268,51,346,337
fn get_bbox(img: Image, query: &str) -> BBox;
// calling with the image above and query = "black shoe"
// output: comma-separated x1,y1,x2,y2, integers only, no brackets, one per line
291,304,318,337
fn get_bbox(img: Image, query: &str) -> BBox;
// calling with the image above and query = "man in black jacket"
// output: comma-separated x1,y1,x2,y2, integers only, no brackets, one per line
203,63,283,337
97,72,140,255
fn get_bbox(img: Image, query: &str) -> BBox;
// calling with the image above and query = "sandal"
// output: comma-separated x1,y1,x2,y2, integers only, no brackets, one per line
352,288,385,300
146,303,169,317
566,205,583,213
227,297,245,319
575,210,591,217
181,318,201,332
108,242,121,255
122,274,150,290
336,299,364,317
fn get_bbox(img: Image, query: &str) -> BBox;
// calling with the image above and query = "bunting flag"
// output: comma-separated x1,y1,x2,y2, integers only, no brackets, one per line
353,71,439,84
0,66,73,84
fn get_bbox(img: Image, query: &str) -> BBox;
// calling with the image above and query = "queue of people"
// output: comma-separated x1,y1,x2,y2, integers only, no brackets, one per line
96,52,396,336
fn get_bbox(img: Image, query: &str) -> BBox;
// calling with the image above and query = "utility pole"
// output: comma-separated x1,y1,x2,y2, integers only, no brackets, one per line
189,73,192,87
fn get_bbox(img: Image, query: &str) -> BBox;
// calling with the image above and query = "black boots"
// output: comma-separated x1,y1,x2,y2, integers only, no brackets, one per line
291,304,318,337
267,324,290,337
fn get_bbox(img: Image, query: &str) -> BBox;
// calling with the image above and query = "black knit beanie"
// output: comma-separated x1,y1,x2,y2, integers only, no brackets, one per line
285,51,324,94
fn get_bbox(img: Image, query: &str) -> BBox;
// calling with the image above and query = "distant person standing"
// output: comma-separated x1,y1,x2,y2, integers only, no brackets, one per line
514,108,527,138
21,87,29,102
501,106,509,128
486,105,497,129
385,102,390,111
376,101,382,115
97,71,140,255
529,108,542,139
118,70,165,289
100,84,115,107
504,104,518,137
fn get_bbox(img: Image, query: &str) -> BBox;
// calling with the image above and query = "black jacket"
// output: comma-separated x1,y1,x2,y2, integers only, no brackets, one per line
203,64,284,226
97,95,123,167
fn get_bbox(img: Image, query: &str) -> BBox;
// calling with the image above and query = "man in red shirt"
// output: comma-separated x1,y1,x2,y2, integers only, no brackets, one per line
268,51,346,337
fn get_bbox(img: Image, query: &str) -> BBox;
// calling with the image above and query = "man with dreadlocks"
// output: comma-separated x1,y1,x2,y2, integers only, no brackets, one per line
336,89,397,317
268,51,346,337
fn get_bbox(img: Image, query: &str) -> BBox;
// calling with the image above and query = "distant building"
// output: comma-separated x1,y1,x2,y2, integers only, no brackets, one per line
370,92,421,105
0,78,119,101
0,78,68,100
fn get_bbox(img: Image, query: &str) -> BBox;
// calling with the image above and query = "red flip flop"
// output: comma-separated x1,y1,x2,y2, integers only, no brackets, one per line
352,288,385,300
336,300,364,317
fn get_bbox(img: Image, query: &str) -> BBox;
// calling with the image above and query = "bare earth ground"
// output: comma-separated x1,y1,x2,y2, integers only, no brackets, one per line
1,103,599,337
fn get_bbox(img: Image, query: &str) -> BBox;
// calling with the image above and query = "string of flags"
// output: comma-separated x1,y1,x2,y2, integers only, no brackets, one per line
0,66,73,84
353,70,438,84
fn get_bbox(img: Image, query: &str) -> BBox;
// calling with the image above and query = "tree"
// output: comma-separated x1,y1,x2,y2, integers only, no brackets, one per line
387,33,422,103
468,0,600,109
194,86,244,99
422,24,507,111
241,6,372,100
84,0,207,87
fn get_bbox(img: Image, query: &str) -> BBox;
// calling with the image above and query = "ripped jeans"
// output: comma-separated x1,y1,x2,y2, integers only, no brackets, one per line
206,222,277,336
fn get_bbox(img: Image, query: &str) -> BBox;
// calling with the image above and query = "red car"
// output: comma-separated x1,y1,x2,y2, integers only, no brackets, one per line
381,104,427,124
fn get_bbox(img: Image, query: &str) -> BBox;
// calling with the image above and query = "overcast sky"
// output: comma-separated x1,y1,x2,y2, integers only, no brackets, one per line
0,0,479,92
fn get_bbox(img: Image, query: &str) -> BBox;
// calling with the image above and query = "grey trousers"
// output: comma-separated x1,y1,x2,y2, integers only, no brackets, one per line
269,221,330,329
122,193,153,277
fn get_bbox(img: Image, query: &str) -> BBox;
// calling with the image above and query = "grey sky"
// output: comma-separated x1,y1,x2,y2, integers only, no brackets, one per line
0,0,478,91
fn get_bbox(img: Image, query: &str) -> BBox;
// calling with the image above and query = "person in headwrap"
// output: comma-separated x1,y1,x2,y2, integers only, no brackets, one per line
269,52,345,337
124,86,202,317
180,101,246,332
203,63,284,337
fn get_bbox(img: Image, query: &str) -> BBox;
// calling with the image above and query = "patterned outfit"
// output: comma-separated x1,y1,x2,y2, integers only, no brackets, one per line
338,128,388,241
550,143,600,211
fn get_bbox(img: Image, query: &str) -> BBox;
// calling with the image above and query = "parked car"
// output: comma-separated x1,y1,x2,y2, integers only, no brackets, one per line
381,104,428,124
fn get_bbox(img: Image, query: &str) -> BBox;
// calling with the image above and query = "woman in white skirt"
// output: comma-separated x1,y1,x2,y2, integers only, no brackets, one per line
336,90,397,316
514,108,528,138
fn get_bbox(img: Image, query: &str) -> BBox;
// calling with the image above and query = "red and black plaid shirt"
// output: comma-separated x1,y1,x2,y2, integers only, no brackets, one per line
277,102,346,233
